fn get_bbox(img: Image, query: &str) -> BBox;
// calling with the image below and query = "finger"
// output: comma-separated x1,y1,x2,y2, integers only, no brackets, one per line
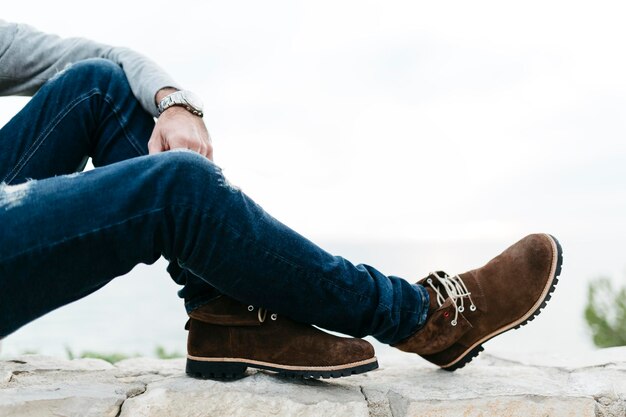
199,143,209,158
148,132,165,155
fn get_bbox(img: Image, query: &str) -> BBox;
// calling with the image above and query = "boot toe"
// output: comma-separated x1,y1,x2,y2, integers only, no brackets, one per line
323,336,375,367
351,338,376,362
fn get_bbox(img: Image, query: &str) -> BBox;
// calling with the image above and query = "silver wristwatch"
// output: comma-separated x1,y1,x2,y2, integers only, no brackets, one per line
158,90,204,117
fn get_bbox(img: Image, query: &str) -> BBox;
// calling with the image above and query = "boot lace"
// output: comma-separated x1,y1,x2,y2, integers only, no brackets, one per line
247,305,278,323
427,271,477,326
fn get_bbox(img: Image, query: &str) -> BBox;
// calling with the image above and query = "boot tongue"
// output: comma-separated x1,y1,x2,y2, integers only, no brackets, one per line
419,271,451,315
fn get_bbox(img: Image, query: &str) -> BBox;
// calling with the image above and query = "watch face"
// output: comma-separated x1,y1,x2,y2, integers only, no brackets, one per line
183,91,203,111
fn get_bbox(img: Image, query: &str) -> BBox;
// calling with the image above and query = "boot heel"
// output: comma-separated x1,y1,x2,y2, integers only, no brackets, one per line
186,358,247,380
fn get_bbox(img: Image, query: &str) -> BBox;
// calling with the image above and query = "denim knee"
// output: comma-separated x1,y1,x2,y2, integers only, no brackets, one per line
48,57,129,96
150,150,228,193
60,57,125,82
153,148,216,171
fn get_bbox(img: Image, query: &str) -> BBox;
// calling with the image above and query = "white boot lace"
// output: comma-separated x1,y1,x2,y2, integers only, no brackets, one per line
427,271,477,326
247,305,278,323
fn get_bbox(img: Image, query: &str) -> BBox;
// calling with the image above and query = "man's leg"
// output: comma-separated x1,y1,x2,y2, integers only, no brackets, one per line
0,58,220,312
0,60,153,180
0,58,562,375
0,151,428,346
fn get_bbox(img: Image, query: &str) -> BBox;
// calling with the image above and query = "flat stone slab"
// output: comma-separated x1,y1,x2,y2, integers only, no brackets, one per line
1,348,625,417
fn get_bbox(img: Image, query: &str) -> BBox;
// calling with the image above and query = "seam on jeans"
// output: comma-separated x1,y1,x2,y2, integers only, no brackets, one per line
216,214,373,303
2,89,102,184
163,202,373,304
381,300,421,321
393,284,424,316
101,94,148,158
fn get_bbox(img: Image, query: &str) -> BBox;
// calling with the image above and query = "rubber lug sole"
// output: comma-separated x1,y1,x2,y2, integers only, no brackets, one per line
186,357,379,380
442,234,564,372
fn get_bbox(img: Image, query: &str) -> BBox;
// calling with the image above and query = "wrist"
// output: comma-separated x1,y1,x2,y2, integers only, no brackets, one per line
155,87,179,106
157,90,204,118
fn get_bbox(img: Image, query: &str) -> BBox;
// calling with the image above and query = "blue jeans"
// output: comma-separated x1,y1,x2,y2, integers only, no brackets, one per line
0,58,429,345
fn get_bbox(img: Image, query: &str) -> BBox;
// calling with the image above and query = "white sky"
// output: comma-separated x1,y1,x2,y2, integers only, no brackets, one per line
2,1,626,243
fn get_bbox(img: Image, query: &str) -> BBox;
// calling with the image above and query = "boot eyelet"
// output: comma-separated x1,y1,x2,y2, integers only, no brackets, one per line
470,305,477,312
443,311,450,318
427,278,433,284
247,305,254,312
458,306,465,313
451,319,457,326
270,313,278,321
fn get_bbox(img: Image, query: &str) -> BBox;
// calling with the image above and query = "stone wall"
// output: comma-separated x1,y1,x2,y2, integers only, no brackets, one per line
1,347,625,417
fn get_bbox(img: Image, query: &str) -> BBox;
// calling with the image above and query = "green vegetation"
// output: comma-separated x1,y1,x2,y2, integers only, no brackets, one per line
64,345,183,364
65,346,136,363
584,277,626,347
154,345,183,359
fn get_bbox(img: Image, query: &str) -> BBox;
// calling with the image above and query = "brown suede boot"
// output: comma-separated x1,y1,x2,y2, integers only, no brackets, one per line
185,295,378,379
392,233,563,371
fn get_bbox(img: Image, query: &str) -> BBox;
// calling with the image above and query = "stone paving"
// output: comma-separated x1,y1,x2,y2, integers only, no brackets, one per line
1,347,625,417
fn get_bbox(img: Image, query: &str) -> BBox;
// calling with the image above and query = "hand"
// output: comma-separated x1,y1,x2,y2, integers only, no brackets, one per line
148,89,213,160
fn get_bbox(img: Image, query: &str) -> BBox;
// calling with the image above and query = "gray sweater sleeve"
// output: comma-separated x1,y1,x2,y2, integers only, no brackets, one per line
0,20,182,117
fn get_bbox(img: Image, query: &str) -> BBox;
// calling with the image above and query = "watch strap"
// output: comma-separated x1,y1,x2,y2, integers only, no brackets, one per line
158,91,204,118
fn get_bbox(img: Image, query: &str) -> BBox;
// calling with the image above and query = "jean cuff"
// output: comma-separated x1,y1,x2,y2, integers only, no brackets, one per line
414,282,430,328
184,293,222,314
387,283,431,346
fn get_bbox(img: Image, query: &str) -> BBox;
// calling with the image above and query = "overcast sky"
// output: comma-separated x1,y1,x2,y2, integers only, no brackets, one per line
2,1,625,244
3,1,626,357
